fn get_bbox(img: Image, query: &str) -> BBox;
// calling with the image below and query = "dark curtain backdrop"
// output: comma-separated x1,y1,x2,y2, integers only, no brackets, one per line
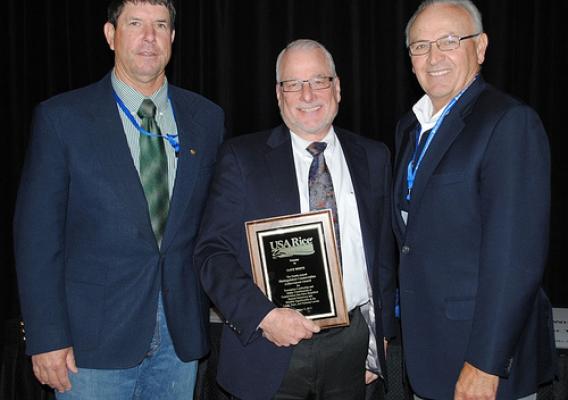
4,0,568,341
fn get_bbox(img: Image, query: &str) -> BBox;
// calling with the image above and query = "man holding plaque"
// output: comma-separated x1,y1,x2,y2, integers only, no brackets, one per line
195,39,396,400
393,1,557,399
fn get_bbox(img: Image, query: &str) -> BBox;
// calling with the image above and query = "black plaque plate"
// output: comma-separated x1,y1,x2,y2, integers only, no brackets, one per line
246,210,348,328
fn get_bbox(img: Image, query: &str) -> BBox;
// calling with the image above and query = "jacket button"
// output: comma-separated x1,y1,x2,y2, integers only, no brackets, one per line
401,245,410,255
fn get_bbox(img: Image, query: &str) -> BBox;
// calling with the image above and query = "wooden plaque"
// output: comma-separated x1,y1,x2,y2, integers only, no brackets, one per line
245,210,349,329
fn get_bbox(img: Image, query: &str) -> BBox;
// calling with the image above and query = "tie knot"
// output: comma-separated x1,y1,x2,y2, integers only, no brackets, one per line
137,99,157,119
306,142,327,157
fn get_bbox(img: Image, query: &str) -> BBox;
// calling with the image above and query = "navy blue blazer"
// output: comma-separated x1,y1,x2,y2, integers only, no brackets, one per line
195,125,397,400
393,77,557,399
14,73,224,368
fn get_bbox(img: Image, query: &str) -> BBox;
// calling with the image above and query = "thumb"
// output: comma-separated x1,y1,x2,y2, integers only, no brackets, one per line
303,318,320,333
66,348,78,373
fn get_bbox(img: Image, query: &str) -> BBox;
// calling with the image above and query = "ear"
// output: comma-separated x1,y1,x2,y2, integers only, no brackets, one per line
170,29,176,44
333,76,341,103
104,22,116,50
275,83,282,105
476,33,488,65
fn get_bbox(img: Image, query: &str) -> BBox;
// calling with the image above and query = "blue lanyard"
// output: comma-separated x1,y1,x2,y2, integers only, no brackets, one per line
112,91,180,154
405,80,474,201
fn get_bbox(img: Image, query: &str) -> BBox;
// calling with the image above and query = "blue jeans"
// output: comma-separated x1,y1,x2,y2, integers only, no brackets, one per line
414,394,536,400
57,296,198,400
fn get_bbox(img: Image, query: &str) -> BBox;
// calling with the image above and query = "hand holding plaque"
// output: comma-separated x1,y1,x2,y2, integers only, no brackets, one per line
246,210,349,329
259,308,320,346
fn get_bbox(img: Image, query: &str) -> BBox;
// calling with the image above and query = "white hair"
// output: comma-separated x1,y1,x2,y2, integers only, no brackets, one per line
405,0,483,47
275,39,337,82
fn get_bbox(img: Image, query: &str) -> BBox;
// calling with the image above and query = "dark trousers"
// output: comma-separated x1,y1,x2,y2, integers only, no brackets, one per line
273,308,369,400
365,379,386,400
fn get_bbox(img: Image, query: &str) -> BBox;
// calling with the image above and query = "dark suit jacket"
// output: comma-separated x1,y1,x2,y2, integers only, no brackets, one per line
393,77,557,399
14,73,224,368
194,125,397,400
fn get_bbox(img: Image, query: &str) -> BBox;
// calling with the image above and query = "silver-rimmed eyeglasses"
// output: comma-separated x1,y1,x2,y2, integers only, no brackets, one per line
408,32,482,56
279,76,334,92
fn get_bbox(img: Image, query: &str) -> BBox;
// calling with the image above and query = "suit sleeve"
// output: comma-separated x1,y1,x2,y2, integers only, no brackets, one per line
14,104,72,355
194,142,276,346
464,105,551,377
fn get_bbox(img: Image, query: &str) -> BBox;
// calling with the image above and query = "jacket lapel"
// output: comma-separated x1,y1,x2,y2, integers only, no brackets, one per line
406,113,465,220
86,75,157,248
264,125,301,215
405,78,486,225
393,117,416,240
336,129,375,275
161,90,206,250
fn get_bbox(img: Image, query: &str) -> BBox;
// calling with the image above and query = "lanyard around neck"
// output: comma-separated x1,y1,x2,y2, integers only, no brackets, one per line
112,90,180,154
405,77,477,201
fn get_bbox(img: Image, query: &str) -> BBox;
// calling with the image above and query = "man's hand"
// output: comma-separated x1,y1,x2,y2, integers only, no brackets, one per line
32,347,78,393
365,370,378,384
454,362,499,400
259,308,320,347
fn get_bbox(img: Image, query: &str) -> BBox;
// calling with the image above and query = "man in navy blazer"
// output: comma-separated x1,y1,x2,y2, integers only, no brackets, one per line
13,0,224,398
195,39,396,399
393,1,557,399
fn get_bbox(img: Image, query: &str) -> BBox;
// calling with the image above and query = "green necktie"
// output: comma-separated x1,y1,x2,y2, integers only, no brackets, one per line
138,99,169,245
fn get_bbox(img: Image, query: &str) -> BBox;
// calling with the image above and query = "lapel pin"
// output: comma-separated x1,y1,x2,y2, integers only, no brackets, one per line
190,148,197,156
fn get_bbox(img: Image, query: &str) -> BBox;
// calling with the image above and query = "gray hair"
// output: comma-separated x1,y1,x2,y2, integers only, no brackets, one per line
275,39,337,82
405,0,483,47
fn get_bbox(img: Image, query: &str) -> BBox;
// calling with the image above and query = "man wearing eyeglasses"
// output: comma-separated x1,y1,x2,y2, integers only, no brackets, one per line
393,1,557,399
195,39,396,399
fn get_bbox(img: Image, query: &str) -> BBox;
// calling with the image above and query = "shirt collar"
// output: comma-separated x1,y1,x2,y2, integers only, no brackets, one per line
412,74,480,131
412,94,447,132
290,127,337,157
111,69,169,115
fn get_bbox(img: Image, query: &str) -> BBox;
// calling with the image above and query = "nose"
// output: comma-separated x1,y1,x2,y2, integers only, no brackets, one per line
299,82,314,102
428,44,445,65
142,24,156,41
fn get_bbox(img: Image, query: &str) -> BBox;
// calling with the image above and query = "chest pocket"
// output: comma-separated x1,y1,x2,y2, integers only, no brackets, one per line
428,172,464,187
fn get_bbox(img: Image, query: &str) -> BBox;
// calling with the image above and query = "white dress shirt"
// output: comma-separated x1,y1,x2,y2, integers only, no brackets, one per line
289,128,370,311
412,94,448,141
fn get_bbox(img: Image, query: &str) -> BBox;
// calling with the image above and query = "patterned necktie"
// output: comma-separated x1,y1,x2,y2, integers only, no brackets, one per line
138,99,169,245
307,143,379,373
307,142,340,252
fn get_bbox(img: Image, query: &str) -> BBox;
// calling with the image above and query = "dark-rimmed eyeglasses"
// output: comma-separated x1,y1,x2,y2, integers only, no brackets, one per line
279,77,334,92
408,32,482,56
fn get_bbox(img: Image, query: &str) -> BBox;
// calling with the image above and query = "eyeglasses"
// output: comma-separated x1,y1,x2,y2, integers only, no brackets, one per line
408,32,482,56
279,76,334,92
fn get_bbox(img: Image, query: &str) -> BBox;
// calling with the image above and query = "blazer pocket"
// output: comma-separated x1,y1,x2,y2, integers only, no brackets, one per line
444,296,475,320
428,172,464,186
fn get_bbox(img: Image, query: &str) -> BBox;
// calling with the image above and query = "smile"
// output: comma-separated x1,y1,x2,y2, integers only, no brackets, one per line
428,70,450,77
298,106,322,113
